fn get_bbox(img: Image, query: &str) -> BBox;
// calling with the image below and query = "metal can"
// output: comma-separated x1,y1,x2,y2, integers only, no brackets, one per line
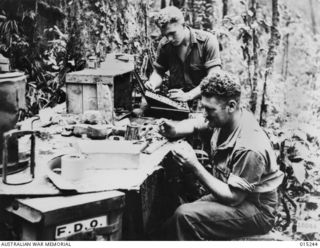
124,124,139,140
87,55,97,69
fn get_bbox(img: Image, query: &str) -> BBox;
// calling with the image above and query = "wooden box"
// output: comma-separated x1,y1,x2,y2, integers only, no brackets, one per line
6,191,125,241
65,55,134,123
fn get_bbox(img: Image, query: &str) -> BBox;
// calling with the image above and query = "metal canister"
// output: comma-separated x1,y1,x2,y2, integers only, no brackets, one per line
87,55,97,69
0,72,27,164
0,54,10,72
124,124,139,140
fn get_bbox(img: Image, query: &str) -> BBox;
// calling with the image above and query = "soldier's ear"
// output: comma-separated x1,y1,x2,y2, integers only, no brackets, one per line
227,100,237,113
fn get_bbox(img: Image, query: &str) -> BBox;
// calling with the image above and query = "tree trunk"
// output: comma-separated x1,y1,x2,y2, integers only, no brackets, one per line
259,0,281,126
161,0,167,9
281,4,290,80
250,0,259,114
208,0,215,29
171,0,186,8
222,0,228,17
281,33,289,80
309,0,317,35
190,0,196,27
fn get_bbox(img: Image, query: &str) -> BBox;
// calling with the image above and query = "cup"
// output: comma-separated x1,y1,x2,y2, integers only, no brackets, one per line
61,154,85,182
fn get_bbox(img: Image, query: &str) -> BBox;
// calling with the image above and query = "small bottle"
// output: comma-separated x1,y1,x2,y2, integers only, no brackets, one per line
87,55,97,69
0,54,10,72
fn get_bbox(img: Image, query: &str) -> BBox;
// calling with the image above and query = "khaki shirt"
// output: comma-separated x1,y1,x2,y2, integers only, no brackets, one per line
194,110,284,193
154,27,221,91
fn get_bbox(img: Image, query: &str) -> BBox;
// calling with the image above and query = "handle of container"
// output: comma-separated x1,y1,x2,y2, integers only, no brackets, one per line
2,130,37,185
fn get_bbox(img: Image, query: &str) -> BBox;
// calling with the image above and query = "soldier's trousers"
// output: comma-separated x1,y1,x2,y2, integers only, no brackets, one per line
161,191,278,240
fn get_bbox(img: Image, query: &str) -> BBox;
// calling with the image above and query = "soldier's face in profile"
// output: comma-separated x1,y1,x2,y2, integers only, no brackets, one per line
201,96,230,128
162,22,185,46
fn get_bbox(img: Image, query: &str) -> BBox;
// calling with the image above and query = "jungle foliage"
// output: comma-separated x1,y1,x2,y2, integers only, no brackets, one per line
0,0,319,240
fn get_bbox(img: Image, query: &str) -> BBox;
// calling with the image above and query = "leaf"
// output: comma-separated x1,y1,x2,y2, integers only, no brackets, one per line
293,142,309,161
291,161,306,184
2,21,10,34
247,10,254,17
302,181,313,193
28,82,37,88
51,65,60,71
292,130,307,142
0,15,7,21
240,0,246,6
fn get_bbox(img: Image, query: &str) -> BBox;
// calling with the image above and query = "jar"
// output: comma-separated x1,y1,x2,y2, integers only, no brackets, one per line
0,54,10,72
87,55,97,69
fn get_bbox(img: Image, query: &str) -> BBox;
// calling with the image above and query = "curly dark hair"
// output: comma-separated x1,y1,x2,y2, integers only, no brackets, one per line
154,6,185,29
200,71,241,103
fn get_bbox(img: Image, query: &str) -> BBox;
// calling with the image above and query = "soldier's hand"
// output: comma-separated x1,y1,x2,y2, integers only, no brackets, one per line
171,141,199,170
168,89,190,101
144,80,157,91
157,119,177,138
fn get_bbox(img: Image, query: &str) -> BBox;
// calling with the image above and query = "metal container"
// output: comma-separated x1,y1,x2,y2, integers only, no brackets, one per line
0,72,27,164
0,54,10,72
2,130,36,185
87,55,97,69
124,124,139,141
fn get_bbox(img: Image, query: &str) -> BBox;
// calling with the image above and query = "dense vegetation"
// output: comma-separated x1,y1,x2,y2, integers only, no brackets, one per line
0,0,319,240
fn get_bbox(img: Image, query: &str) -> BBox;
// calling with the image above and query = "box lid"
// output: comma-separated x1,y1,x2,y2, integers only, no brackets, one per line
6,191,125,225
66,54,134,84
0,71,25,80
76,140,147,154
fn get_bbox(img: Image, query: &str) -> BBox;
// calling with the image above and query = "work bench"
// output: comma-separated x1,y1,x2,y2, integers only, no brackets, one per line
0,55,184,241
0,116,178,241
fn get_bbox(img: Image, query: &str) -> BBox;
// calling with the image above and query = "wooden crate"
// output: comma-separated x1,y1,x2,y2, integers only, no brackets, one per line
6,191,125,241
65,55,134,123
122,167,177,240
